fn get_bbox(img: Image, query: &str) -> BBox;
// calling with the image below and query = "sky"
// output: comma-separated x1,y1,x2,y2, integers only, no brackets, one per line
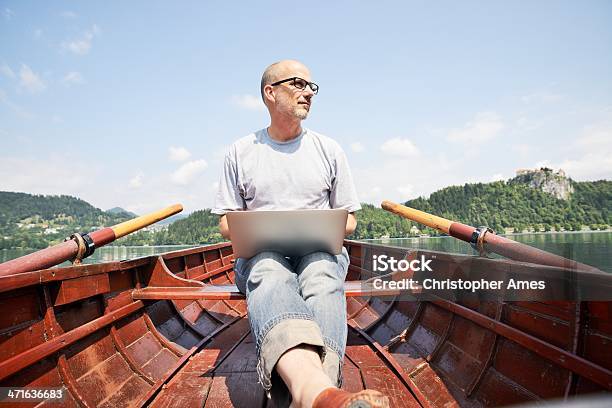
1,1,611,215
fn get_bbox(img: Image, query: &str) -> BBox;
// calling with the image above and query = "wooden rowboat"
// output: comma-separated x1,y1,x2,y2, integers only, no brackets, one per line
1,240,611,407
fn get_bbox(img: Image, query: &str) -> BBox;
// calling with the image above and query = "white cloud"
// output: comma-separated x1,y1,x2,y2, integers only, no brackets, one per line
34,29,43,39
61,25,99,55
168,146,192,162
396,185,414,200
575,124,611,150
0,153,219,215
357,186,382,204
491,174,505,182
1,63,15,79
231,94,265,111
380,138,418,157
51,115,63,123
3,8,14,20
555,155,612,180
368,143,471,208
60,11,78,19
447,112,503,144
19,64,46,93
171,159,208,185
0,156,90,193
129,174,144,188
521,91,563,104
61,71,84,86
561,123,612,180
535,122,612,181
350,142,365,153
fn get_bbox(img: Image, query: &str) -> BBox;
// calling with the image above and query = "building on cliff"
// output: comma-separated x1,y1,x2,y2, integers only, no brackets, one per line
512,167,573,200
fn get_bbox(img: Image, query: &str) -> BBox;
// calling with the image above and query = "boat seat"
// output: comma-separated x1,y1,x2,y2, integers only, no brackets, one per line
132,281,411,300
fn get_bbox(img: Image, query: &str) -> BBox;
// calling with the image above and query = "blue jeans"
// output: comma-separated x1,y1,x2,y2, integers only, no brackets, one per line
234,247,349,402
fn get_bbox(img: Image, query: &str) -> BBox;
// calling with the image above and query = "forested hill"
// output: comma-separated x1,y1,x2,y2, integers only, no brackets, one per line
403,178,611,234
0,191,132,249
118,210,223,246
350,170,610,239
1,169,610,249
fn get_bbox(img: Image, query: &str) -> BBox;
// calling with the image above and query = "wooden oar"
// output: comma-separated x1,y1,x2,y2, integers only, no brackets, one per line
0,204,183,276
381,200,602,273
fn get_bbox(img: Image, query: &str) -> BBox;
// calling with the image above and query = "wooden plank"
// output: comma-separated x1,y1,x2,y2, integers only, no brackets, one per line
349,324,458,408
135,315,245,407
0,301,143,382
432,298,612,390
54,274,111,306
132,281,414,300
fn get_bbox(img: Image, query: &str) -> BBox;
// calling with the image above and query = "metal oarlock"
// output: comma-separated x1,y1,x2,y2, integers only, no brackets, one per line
66,233,96,265
470,226,494,257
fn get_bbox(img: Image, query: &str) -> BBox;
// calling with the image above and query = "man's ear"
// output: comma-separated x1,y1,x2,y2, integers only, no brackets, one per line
263,84,275,105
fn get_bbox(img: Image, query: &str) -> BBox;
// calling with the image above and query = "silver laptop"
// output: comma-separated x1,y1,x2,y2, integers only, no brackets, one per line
226,209,348,259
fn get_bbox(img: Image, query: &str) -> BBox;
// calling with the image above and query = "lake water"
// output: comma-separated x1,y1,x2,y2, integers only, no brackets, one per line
1,232,610,272
365,231,611,273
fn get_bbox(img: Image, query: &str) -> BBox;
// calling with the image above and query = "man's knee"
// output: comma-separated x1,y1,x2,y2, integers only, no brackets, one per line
297,254,345,298
299,252,344,281
246,251,295,291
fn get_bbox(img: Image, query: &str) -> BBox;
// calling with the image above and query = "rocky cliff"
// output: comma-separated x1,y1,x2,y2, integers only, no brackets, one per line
512,168,574,200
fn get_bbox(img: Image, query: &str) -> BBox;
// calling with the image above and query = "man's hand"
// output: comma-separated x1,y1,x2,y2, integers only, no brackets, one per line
219,215,230,239
345,213,357,236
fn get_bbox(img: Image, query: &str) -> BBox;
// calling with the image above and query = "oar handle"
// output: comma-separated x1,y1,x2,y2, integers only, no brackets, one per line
111,204,183,239
381,200,453,234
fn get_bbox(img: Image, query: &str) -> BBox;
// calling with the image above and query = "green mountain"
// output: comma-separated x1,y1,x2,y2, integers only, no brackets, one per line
117,210,223,246
0,191,133,249
1,169,609,249
106,207,138,217
401,170,610,235
351,169,610,239
156,213,188,226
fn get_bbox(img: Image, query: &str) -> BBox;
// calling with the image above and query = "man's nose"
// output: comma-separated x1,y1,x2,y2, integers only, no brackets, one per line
302,86,315,97
302,88,314,100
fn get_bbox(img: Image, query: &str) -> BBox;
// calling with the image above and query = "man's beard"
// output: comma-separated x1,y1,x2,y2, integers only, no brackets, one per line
293,106,309,120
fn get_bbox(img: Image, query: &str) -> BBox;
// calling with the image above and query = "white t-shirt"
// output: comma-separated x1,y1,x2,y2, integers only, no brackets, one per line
212,128,361,215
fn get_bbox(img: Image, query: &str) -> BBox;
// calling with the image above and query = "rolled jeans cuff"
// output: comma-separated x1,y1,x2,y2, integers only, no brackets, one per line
257,317,326,391
322,346,342,387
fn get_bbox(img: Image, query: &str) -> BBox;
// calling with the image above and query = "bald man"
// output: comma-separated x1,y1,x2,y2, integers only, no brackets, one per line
213,60,388,408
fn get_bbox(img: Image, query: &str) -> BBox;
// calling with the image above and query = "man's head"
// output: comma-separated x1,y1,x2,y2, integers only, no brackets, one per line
260,60,317,120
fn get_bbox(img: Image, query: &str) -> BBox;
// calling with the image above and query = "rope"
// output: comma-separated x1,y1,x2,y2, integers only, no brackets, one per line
67,233,87,265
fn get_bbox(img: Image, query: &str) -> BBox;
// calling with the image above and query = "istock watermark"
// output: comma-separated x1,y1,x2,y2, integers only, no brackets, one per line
372,254,433,272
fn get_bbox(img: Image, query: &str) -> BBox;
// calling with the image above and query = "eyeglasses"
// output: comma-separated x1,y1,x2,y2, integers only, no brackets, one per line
270,77,319,95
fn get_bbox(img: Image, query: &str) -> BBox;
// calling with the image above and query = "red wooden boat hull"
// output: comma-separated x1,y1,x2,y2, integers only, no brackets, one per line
0,241,610,407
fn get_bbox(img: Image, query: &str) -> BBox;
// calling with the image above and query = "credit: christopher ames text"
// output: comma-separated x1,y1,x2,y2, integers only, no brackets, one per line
371,278,546,293
370,254,546,292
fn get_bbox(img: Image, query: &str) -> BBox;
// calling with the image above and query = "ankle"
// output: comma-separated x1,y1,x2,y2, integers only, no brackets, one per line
299,384,336,408
276,346,333,407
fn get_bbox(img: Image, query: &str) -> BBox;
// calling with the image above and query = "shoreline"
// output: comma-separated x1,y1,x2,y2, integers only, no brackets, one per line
362,229,612,241
2,230,611,251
